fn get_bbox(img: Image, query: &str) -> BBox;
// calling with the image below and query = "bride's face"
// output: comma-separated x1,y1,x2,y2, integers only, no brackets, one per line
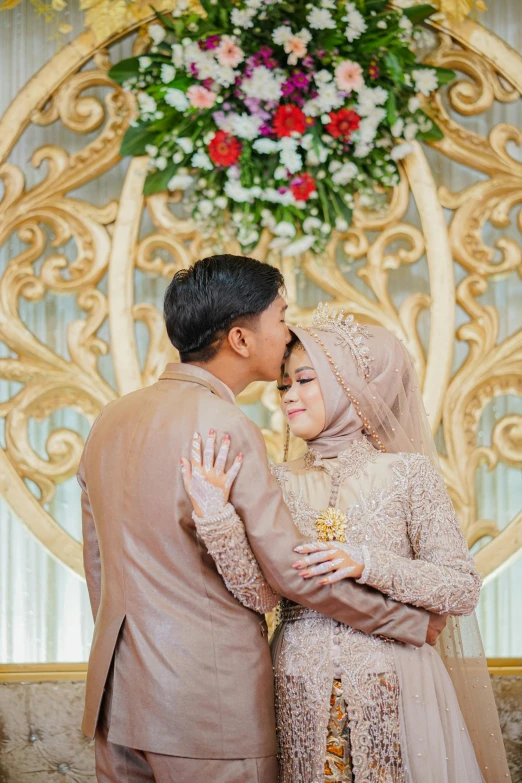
278,347,326,440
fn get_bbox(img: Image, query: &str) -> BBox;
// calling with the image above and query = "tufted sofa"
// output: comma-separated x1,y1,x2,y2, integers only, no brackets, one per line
0,677,521,782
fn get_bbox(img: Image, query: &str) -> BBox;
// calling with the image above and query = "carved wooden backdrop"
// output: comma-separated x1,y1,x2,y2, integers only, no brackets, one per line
0,12,521,599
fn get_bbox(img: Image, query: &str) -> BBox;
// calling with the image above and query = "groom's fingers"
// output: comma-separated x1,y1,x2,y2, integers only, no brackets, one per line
203,429,216,472
191,432,202,467
215,434,230,476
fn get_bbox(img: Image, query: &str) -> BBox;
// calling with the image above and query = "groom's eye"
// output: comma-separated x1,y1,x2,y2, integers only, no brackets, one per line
277,383,291,393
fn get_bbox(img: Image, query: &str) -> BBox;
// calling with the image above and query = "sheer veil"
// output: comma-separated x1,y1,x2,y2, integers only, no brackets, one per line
289,306,510,782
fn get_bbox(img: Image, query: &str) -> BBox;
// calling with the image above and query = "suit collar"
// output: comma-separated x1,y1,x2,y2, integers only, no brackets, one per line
159,363,235,403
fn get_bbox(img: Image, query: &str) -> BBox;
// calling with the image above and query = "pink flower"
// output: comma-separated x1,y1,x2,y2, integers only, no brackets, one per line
284,36,307,66
187,85,217,109
335,60,364,93
216,36,244,68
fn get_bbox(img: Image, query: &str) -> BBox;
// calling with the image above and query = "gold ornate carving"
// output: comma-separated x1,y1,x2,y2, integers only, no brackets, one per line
0,13,520,591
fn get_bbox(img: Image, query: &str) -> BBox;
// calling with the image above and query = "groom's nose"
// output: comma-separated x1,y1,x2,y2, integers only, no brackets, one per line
284,324,291,344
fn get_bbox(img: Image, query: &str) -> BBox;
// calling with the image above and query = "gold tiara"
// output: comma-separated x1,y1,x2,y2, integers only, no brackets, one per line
311,303,374,380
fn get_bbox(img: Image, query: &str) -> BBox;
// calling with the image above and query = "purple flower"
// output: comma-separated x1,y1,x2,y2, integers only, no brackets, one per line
222,102,232,111
202,78,214,89
259,46,273,58
259,122,274,136
199,35,220,50
281,79,294,97
189,62,199,78
302,55,314,69
213,110,226,127
278,186,289,194
291,72,310,90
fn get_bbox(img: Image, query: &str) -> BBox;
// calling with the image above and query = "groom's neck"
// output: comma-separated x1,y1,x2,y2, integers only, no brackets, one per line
186,357,251,398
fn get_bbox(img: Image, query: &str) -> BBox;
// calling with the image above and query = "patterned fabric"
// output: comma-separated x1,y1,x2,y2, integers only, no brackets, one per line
325,680,354,783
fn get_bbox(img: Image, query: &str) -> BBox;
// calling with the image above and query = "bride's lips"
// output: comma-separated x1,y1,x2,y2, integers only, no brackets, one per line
288,408,306,419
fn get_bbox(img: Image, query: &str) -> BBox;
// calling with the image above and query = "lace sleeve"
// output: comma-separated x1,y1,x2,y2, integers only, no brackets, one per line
193,503,280,613
357,455,481,615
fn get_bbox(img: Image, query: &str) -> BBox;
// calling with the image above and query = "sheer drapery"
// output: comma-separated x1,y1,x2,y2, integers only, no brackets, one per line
0,1,521,663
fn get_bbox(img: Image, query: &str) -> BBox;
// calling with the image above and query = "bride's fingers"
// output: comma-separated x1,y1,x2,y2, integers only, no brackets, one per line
215,434,230,476
294,542,329,554
224,453,242,489
180,457,192,493
203,429,216,472
191,432,202,468
292,550,337,569
319,567,356,584
300,558,345,578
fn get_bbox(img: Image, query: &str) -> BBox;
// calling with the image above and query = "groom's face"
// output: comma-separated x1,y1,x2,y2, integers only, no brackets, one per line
248,295,291,382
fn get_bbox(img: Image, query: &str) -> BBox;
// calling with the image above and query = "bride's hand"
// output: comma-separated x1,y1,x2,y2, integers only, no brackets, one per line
180,430,242,518
292,541,364,583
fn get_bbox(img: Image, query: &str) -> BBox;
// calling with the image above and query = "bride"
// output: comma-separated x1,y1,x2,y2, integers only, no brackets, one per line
181,304,510,783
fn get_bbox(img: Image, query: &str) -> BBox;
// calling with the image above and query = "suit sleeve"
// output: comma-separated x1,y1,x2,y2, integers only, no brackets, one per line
223,414,430,648
77,411,106,621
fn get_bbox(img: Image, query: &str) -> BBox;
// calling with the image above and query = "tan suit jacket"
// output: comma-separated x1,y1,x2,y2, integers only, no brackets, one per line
79,363,429,758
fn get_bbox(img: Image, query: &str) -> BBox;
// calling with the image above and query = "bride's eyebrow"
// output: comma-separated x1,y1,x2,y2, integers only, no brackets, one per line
295,366,315,373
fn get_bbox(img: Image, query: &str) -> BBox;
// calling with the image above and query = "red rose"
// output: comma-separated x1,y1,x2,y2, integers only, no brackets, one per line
290,173,316,202
326,108,361,140
273,104,307,138
208,130,242,166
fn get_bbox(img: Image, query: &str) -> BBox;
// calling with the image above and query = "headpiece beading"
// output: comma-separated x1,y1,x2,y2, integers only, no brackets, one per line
311,303,374,380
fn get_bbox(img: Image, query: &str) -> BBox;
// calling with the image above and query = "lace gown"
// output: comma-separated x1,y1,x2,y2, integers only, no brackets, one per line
193,438,485,783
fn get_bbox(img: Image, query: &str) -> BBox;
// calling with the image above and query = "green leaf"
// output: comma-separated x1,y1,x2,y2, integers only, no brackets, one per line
416,121,444,142
384,52,403,85
433,67,456,85
152,8,178,31
401,4,436,24
144,164,176,195
333,191,353,225
385,92,398,126
365,0,388,11
108,57,140,85
120,125,155,156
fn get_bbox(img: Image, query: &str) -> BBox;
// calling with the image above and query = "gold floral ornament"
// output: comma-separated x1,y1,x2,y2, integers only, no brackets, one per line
80,0,203,44
392,0,486,25
315,508,348,544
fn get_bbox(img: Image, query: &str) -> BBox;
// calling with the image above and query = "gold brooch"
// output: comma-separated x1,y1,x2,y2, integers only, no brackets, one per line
315,507,348,543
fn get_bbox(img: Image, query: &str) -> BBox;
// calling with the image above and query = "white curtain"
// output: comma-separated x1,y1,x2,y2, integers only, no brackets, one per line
0,1,521,663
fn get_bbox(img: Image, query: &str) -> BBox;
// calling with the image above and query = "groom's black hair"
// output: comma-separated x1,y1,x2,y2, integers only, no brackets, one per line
164,254,285,363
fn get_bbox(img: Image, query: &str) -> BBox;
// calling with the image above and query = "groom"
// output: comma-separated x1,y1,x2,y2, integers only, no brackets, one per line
79,253,445,782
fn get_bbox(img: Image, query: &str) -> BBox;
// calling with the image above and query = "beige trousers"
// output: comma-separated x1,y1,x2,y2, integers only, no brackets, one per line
95,667,278,782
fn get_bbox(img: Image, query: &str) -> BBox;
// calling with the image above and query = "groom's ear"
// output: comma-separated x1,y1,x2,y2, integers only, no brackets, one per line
226,325,252,359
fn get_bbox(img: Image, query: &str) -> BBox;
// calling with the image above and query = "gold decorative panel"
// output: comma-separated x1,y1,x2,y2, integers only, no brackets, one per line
0,14,520,589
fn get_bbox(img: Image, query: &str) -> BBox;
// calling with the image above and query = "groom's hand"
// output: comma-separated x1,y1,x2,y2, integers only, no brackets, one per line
426,612,448,646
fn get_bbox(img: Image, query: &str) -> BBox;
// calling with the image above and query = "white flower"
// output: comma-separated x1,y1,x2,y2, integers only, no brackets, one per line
214,65,236,87
303,99,321,117
391,118,404,138
279,138,302,173
408,96,420,113
273,25,293,45
303,216,322,233
274,221,296,238
356,87,387,117
225,180,252,203
238,228,260,247
261,209,277,230
246,0,263,8
314,69,332,85
412,68,438,96
172,151,184,164
263,187,295,206
164,88,189,111
137,92,157,115
191,150,213,170
214,112,237,133
231,8,255,27
177,137,194,154
198,199,214,218
231,114,263,140
335,217,349,232
377,20,387,29
331,162,358,185
316,83,344,113
242,66,284,101
155,156,168,170
306,144,328,166
160,64,176,84
215,196,228,209
172,0,189,16
172,44,184,67
145,144,158,158
390,142,413,160
307,8,336,29
354,142,373,158
274,165,287,180
404,121,419,140
344,8,367,41
168,174,194,191
321,0,336,8
284,235,316,256
139,56,152,70
399,15,413,33
203,130,216,145
253,138,280,154
328,160,342,173
148,23,166,45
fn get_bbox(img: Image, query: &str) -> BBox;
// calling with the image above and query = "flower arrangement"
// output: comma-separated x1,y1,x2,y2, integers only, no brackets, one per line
110,0,454,255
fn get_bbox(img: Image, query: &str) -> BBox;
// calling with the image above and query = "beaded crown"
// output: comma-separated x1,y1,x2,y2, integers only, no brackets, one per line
310,303,374,380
